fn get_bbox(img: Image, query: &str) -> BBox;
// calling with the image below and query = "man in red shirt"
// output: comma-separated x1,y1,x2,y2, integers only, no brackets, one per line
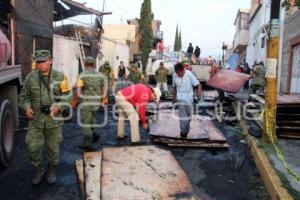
115,84,161,145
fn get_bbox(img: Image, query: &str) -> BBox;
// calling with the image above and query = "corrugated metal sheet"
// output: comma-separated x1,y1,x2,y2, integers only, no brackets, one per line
15,0,53,38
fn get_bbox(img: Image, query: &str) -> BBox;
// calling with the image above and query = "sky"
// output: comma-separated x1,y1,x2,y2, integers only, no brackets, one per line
67,0,251,58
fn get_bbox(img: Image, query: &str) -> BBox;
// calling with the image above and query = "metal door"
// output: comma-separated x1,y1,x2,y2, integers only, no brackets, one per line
291,44,300,93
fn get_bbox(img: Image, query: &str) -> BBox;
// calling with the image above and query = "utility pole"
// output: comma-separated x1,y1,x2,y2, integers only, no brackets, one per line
264,0,281,143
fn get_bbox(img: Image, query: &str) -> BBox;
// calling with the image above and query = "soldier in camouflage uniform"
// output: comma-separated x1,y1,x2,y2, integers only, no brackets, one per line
77,57,106,150
99,60,113,96
127,65,144,84
155,62,169,92
249,62,266,94
19,50,71,185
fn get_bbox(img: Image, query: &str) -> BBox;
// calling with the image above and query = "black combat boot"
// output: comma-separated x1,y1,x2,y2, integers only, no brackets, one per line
92,132,100,143
47,165,57,184
32,165,45,186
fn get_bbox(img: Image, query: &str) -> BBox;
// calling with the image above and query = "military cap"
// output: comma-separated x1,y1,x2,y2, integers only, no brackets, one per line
104,60,109,64
85,56,95,65
33,50,51,61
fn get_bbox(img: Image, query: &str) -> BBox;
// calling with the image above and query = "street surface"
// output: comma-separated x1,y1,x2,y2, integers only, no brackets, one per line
0,109,268,200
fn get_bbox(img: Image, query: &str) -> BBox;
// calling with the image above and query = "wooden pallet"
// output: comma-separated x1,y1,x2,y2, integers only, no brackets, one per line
75,146,203,200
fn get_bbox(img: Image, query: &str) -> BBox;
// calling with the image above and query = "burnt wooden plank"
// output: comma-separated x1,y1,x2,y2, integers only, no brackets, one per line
84,152,102,200
149,111,226,142
277,134,300,139
101,146,199,200
168,143,229,148
152,137,229,148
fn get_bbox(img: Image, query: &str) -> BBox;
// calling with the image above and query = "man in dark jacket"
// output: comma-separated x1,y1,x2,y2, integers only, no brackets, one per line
194,46,201,64
186,43,194,63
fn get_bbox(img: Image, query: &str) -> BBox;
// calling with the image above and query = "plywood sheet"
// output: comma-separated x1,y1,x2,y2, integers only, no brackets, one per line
101,146,198,200
149,111,227,142
84,151,102,200
207,69,250,93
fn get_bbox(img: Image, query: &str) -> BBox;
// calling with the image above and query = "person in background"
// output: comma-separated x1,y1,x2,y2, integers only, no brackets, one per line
115,84,161,145
243,63,251,90
127,65,144,84
157,39,164,60
194,46,201,64
155,62,169,92
172,62,202,138
19,50,71,185
99,60,114,96
74,57,107,150
117,61,126,82
235,65,243,73
186,43,194,63
249,61,266,94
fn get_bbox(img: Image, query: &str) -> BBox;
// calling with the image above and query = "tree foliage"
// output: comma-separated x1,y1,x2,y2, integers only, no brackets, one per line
178,30,182,51
282,0,300,11
139,0,153,73
174,24,179,51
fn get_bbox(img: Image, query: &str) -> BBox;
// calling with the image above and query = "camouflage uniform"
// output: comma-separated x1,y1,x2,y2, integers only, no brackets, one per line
128,71,143,84
155,67,169,83
155,66,169,91
250,64,266,94
99,61,112,95
19,53,71,169
78,58,104,147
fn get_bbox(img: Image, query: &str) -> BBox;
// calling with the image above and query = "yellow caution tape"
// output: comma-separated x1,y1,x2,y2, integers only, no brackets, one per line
262,107,300,184
60,76,71,92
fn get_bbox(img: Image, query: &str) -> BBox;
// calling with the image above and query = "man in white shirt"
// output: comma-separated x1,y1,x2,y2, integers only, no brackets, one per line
172,62,202,138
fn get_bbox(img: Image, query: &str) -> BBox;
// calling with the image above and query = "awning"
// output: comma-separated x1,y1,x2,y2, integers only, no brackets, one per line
54,0,110,22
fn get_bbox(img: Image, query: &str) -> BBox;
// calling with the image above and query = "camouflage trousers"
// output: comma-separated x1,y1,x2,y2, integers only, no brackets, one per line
80,110,97,146
249,84,265,94
25,124,63,167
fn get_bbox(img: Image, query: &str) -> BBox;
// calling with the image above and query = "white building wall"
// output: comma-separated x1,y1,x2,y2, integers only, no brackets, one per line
102,38,130,77
246,0,271,67
52,34,79,87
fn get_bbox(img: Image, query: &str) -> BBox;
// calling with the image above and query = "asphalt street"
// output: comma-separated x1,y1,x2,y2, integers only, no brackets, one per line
0,109,268,200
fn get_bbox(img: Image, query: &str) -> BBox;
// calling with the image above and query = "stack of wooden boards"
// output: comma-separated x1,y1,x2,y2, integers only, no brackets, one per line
276,94,300,138
149,110,229,148
247,94,300,139
75,146,204,200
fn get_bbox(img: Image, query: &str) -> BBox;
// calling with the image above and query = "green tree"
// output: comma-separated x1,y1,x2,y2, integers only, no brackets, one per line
139,0,153,73
178,30,182,51
174,24,179,51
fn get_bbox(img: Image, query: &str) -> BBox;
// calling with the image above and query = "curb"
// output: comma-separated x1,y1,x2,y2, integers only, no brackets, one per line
232,102,293,200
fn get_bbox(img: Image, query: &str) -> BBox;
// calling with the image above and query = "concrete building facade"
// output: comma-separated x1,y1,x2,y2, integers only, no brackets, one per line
233,9,250,64
246,0,270,67
280,9,300,93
